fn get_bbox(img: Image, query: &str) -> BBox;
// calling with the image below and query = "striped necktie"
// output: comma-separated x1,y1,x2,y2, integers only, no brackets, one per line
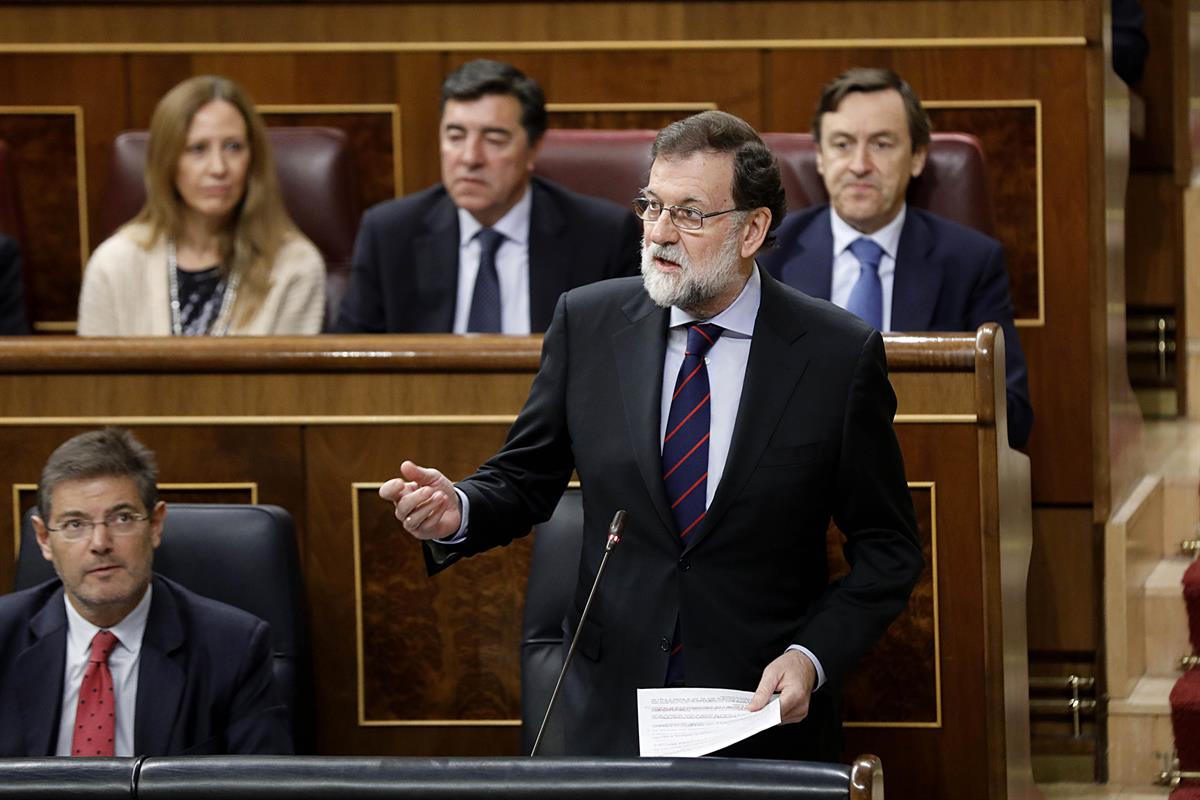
845,236,884,330
661,321,722,685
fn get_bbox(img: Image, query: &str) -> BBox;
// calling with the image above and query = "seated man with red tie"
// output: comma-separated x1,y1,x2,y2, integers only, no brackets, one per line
0,428,291,756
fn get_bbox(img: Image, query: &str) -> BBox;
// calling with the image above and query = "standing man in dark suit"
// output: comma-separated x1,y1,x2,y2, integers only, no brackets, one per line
760,68,1033,448
333,59,642,333
0,233,30,334
0,428,291,756
381,111,923,760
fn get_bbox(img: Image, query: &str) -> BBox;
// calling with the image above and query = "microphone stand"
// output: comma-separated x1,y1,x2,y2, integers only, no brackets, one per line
529,509,626,757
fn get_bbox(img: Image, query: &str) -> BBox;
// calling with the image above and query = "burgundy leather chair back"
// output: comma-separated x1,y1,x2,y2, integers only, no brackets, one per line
100,127,361,328
762,131,996,235
0,139,23,242
534,129,657,210
535,129,995,237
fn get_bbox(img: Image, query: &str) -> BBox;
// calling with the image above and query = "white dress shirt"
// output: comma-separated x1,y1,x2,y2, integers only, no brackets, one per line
452,187,533,335
829,205,907,332
55,585,152,757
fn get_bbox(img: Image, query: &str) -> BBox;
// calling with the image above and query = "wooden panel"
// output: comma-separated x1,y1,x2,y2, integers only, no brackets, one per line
1125,171,1183,306
926,105,1040,321
0,110,83,324
0,2,1091,45
834,485,940,725
1028,507,1098,653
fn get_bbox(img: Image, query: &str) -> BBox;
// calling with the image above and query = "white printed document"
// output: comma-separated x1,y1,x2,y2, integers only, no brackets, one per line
636,687,781,757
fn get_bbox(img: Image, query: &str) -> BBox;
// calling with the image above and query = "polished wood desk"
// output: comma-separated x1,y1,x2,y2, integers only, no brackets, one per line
0,328,1034,800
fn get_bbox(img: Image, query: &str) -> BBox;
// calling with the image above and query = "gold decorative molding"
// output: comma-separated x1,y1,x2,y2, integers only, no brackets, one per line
0,37,1089,56
0,415,521,426
351,480,521,727
548,102,717,114
260,102,404,198
924,99,1045,328
846,480,942,729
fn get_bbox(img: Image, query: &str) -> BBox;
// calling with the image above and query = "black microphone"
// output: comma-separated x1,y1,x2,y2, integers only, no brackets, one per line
529,509,626,757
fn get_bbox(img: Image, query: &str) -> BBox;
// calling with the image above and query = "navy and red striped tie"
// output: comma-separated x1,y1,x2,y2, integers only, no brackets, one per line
662,321,722,684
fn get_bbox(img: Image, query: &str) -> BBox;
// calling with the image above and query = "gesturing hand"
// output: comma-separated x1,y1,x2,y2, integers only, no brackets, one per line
379,460,462,541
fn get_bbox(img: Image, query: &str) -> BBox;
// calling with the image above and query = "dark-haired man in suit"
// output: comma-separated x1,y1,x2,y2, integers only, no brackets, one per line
333,59,641,334
0,428,291,756
760,67,1033,448
381,110,923,761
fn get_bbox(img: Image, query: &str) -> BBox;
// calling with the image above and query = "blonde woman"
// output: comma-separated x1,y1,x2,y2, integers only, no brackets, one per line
79,75,325,335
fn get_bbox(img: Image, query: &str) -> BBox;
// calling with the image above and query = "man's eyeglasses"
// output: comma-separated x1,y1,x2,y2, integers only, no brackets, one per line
45,511,150,541
632,197,742,231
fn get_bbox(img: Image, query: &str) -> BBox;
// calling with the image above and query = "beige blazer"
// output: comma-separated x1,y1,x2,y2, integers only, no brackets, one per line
78,224,326,336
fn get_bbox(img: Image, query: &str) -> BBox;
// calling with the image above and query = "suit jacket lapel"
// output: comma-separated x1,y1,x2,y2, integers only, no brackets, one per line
17,592,68,756
685,270,810,553
413,195,461,332
134,578,185,756
612,291,676,538
528,180,571,332
890,210,940,331
778,207,834,300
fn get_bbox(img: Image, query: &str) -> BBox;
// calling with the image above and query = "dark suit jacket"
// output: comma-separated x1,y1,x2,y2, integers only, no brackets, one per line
0,575,292,756
0,234,30,335
427,271,923,760
760,205,1033,448
333,176,642,333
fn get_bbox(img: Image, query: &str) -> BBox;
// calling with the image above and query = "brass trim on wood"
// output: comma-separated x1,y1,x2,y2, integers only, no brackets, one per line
0,37,1090,56
846,480,941,729
0,415,521,426
547,102,717,113
351,480,520,728
924,99,1045,328
259,103,404,198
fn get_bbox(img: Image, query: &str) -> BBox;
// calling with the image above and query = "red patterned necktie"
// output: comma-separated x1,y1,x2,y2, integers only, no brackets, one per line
71,630,119,757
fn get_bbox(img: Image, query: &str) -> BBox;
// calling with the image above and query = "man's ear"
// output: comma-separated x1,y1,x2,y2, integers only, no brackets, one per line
740,207,772,259
910,144,928,178
32,516,53,562
149,501,167,550
526,133,543,174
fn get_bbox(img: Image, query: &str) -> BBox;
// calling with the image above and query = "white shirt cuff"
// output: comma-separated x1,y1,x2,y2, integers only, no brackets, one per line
786,644,826,690
432,487,470,545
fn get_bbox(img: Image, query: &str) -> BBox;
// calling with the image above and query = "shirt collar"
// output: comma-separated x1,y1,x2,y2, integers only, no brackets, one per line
64,581,153,657
668,262,761,338
457,184,532,248
830,203,907,262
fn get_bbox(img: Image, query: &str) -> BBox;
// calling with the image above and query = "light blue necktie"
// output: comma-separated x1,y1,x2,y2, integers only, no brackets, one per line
845,237,884,330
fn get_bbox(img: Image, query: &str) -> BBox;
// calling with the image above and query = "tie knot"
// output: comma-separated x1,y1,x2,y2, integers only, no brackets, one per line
848,237,884,272
89,630,119,664
685,322,723,357
475,227,505,259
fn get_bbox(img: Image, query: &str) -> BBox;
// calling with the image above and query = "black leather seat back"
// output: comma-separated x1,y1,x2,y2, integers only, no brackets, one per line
520,489,583,756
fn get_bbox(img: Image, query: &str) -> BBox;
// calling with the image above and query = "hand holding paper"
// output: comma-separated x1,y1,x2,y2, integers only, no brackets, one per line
637,688,782,757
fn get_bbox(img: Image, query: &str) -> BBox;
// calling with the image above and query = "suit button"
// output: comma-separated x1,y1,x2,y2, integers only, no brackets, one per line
659,636,671,652
678,558,690,572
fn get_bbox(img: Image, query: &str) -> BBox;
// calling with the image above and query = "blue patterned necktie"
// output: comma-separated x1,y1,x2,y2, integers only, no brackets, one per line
661,321,723,685
466,227,505,332
845,237,884,330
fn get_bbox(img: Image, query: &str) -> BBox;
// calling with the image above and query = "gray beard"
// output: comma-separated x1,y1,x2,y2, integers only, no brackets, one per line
640,224,743,314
